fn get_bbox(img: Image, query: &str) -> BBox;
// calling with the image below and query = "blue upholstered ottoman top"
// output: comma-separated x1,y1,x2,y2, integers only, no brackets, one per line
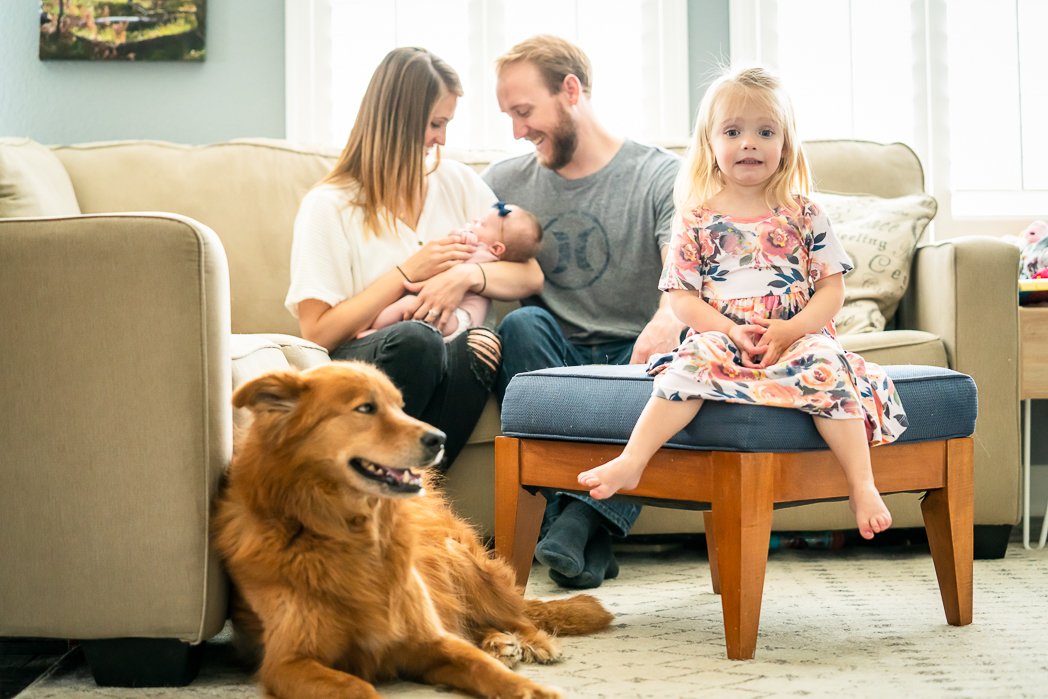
501,364,977,452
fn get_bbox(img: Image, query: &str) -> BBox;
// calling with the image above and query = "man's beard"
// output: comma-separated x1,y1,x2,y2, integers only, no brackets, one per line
537,104,578,171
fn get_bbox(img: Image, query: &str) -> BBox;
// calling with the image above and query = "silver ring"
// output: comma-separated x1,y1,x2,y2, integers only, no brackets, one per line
426,309,438,317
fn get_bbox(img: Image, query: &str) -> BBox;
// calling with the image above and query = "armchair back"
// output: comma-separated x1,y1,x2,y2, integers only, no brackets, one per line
54,139,337,335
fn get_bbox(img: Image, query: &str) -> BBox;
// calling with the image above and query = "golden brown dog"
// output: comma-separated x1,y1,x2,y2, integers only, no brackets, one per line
212,361,612,698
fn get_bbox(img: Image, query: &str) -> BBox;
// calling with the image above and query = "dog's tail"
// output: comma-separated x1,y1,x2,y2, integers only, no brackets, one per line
524,595,613,636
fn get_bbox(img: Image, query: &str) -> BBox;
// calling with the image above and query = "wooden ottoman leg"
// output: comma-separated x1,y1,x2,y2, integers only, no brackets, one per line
711,452,775,660
921,437,974,626
703,510,721,595
494,436,546,589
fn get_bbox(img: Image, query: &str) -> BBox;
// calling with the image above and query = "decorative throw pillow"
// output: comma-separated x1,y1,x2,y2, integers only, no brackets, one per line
0,138,81,218
813,192,937,335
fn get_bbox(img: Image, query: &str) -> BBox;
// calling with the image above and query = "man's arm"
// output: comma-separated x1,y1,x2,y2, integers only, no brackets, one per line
628,245,687,364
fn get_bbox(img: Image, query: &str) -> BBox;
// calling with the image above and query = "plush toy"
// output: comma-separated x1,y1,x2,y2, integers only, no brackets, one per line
1022,219,1048,246
1020,220,1048,279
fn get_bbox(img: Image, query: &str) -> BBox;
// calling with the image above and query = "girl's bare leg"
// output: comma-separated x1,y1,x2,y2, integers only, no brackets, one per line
812,416,892,539
578,396,703,499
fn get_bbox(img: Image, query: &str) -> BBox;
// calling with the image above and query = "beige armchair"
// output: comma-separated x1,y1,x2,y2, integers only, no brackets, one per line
0,137,1020,686
0,214,231,684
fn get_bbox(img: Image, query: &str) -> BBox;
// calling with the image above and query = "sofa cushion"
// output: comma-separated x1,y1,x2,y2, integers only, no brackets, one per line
839,329,947,367
502,364,976,452
0,138,80,218
815,192,937,335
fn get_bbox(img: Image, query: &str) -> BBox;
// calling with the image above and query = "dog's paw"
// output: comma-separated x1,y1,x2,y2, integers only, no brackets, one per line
518,630,561,665
480,631,524,667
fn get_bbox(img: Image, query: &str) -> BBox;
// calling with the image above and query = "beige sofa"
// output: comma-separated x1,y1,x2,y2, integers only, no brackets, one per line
0,137,1020,684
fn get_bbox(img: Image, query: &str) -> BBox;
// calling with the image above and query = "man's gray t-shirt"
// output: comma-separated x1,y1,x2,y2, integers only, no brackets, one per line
483,140,679,345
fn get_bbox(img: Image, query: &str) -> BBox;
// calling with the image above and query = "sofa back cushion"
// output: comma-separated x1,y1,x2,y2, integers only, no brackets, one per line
53,139,336,335
0,138,81,218
805,140,925,198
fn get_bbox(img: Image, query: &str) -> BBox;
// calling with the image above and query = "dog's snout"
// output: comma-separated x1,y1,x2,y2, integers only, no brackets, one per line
421,429,446,453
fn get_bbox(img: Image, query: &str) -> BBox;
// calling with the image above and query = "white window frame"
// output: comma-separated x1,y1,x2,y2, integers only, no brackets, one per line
284,0,691,157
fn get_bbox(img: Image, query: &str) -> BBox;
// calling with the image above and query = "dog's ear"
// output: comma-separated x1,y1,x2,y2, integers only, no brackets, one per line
233,371,307,413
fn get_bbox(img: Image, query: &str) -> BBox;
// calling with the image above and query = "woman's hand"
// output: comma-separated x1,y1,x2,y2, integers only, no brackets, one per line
748,317,802,368
402,264,479,331
400,235,477,283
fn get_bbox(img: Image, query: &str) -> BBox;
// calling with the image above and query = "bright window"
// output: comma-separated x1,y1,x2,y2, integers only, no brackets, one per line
730,0,1048,226
285,0,690,157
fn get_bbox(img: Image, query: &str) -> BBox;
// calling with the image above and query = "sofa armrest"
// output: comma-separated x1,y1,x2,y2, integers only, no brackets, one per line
0,213,231,641
898,236,1020,524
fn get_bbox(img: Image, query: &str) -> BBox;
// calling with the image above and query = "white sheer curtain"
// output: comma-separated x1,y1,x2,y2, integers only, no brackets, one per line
730,0,1047,232
285,0,691,158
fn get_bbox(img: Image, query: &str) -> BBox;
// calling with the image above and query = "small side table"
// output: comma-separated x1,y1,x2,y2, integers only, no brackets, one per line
1020,306,1048,548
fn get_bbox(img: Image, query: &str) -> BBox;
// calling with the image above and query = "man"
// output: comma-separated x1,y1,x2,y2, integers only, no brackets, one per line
483,35,682,589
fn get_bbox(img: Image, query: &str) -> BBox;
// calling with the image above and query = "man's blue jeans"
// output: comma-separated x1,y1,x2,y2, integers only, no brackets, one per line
496,305,641,537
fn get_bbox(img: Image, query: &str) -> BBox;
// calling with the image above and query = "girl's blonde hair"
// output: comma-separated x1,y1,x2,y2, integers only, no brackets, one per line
323,47,462,236
675,66,811,214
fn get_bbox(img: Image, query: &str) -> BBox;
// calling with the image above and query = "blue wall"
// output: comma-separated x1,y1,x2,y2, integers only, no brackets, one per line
0,1,285,144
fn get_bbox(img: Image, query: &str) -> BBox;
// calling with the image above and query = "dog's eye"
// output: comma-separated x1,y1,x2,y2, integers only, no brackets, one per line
355,403,376,414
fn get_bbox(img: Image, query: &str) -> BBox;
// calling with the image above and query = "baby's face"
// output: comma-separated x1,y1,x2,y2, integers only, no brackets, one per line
468,208,506,247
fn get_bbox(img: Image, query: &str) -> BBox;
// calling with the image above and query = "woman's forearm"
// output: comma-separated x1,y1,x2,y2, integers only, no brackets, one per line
298,268,407,351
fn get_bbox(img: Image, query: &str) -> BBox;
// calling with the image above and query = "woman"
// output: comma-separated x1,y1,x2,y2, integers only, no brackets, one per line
286,47,543,469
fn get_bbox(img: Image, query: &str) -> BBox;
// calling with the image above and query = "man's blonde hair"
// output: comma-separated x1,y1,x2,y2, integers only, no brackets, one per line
323,47,462,236
495,35,592,96
675,66,811,214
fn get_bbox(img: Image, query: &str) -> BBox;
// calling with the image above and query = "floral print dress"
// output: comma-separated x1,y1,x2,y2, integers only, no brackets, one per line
652,196,907,446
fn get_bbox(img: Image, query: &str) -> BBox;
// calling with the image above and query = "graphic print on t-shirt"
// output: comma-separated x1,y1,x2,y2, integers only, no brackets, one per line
540,211,610,290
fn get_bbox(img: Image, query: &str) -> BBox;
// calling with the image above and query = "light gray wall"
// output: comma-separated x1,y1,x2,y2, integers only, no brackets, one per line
0,1,285,144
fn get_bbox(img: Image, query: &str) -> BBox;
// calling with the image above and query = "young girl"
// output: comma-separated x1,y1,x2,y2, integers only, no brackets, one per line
576,66,907,540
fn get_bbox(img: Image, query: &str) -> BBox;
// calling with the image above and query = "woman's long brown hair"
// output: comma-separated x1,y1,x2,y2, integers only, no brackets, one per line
323,47,462,236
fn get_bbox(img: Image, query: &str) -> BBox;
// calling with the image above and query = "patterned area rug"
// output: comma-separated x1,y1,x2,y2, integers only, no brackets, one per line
18,543,1048,698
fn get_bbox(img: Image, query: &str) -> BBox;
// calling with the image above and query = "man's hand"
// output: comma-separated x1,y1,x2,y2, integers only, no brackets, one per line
629,307,686,364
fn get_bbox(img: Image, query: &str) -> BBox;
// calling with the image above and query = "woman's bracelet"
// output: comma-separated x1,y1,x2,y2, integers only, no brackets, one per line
395,265,415,283
475,263,487,294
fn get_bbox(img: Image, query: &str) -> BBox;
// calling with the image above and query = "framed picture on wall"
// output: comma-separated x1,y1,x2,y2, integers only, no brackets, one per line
39,1,206,61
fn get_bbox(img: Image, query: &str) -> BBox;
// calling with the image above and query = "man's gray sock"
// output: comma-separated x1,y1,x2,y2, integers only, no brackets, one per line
549,527,619,589
533,499,602,578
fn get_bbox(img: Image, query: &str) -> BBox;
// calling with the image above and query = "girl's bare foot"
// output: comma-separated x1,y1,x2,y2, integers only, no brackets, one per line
577,455,646,500
849,483,892,540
